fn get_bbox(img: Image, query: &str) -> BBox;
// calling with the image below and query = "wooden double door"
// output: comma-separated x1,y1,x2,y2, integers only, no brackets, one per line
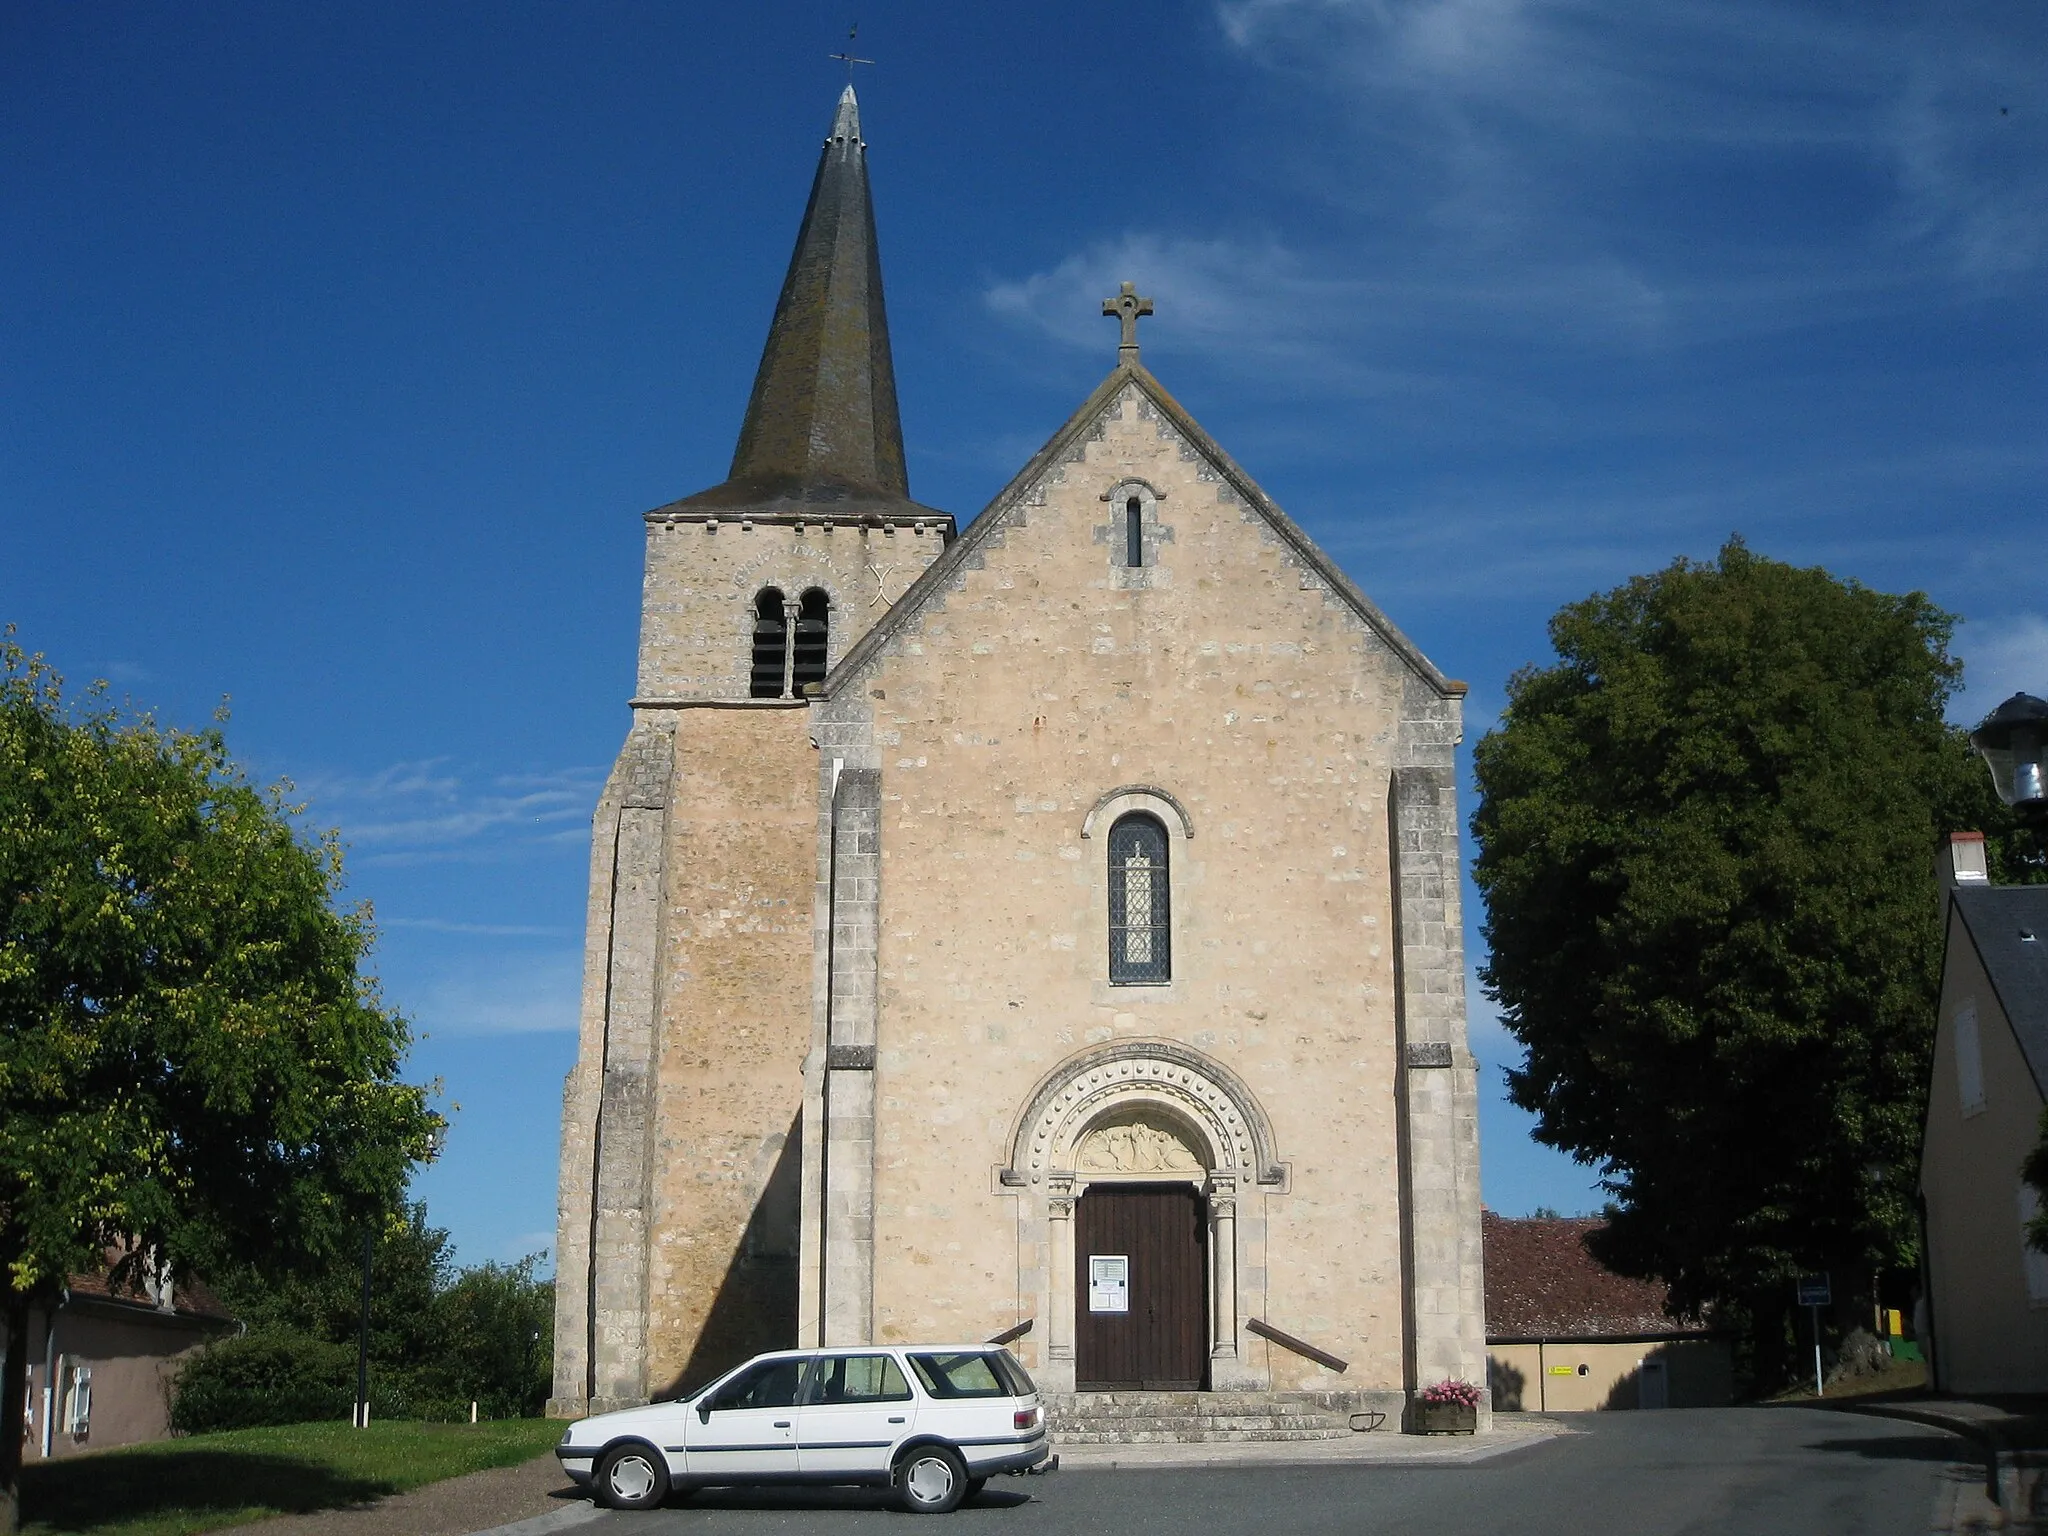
1075,1183,1208,1390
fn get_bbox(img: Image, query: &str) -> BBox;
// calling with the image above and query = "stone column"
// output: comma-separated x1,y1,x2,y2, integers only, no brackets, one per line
1208,1174,1238,1360
1045,1177,1076,1390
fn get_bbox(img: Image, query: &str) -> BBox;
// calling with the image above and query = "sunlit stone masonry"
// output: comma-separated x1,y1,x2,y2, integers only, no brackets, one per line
548,85,1488,1436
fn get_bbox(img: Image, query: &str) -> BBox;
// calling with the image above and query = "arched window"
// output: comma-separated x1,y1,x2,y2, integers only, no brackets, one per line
1108,813,1170,984
750,588,788,698
791,588,830,692
1125,497,1144,568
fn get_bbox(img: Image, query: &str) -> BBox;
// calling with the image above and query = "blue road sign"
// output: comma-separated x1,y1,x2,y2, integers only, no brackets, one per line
1797,1274,1831,1307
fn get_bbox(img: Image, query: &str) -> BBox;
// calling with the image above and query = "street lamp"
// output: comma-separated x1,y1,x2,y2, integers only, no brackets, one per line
1970,692,2048,826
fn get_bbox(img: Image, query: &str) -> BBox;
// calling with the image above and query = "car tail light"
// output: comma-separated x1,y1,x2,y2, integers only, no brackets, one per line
1014,1407,1039,1430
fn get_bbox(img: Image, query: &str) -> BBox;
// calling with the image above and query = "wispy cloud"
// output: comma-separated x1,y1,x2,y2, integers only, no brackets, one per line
1214,0,2047,279
381,917,576,939
408,949,581,1038
290,757,603,864
988,2,2042,391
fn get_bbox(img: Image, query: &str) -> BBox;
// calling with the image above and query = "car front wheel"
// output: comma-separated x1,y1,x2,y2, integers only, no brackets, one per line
895,1445,968,1514
595,1442,669,1510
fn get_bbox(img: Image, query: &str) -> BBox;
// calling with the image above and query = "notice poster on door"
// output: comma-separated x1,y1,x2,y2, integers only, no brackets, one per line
1088,1255,1129,1313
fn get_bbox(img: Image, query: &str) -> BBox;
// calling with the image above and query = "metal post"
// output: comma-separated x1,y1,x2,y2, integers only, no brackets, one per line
1811,1304,1823,1398
355,1228,373,1428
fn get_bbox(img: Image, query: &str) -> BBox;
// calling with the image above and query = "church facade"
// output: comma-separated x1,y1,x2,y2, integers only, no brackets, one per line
549,86,1488,1430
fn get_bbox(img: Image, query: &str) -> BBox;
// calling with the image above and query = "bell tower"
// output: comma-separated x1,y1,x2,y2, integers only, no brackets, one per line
634,84,953,703
550,85,951,1418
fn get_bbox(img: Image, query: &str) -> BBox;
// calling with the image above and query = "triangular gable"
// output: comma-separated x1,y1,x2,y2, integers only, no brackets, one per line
819,361,1466,700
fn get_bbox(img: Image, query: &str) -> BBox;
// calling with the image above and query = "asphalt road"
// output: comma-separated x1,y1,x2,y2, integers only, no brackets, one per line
561,1407,1977,1535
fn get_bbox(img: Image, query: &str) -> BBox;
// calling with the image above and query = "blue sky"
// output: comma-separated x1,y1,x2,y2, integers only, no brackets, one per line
6,1,2043,1268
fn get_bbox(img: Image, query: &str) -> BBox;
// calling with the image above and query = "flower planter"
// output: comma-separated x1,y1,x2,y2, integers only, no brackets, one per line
1416,1401,1477,1435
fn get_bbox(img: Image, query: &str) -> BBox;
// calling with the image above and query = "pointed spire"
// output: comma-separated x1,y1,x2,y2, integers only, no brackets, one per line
830,82,861,144
678,84,929,515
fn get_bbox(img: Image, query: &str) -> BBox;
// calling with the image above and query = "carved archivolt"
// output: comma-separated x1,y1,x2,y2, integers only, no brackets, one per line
1002,1039,1285,1188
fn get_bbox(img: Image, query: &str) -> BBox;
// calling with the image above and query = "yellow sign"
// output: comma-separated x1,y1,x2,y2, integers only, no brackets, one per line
1547,1365,1575,1376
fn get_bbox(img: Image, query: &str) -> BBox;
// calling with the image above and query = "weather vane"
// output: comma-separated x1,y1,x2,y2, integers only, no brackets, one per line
828,22,874,82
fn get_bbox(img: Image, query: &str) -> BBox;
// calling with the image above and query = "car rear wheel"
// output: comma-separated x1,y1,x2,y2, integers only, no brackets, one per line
895,1445,968,1514
596,1443,669,1510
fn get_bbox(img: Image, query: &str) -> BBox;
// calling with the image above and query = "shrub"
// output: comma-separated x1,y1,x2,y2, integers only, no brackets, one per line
171,1328,356,1433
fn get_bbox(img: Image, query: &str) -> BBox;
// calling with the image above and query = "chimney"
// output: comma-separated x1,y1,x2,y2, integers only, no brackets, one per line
1942,830,1990,891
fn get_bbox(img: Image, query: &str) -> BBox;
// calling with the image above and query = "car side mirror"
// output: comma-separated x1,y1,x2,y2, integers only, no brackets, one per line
698,1402,713,1423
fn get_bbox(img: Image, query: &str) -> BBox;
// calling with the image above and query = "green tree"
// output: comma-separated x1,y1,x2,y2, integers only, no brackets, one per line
188,1214,553,1425
422,1255,555,1417
212,1202,454,1365
1471,540,2023,1384
0,640,441,1527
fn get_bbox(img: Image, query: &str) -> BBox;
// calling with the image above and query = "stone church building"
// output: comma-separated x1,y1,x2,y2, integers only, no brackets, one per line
549,86,1488,1431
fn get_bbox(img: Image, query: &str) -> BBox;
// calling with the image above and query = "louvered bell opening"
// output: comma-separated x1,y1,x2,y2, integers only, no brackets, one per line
751,589,788,698
791,588,831,692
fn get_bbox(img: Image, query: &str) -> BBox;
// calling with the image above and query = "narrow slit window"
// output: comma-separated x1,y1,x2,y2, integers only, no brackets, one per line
1125,497,1144,568
750,588,788,698
791,588,830,691
1108,813,1170,984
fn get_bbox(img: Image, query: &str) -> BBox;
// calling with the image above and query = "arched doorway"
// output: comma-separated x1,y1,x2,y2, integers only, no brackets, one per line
1001,1041,1286,1394
1072,1110,1210,1389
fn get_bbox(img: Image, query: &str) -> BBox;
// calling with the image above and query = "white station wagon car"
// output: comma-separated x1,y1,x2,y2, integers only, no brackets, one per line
556,1345,1055,1513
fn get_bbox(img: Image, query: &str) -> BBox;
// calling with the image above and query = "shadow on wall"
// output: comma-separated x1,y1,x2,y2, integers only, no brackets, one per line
1490,1357,1528,1412
656,1113,803,1401
1487,1340,1731,1411
1603,1360,1644,1410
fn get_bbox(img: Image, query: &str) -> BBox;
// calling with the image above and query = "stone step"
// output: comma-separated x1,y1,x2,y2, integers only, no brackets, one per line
1055,1427,1348,1444
1056,1409,1343,1433
1049,1392,1359,1415
1040,1390,1396,1444
1056,1425,1343,1441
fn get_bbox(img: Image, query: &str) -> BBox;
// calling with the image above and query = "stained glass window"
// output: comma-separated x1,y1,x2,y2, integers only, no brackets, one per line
1108,813,1170,984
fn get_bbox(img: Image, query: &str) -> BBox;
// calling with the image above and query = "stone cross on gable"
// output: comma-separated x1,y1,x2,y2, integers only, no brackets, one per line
1102,282,1154,364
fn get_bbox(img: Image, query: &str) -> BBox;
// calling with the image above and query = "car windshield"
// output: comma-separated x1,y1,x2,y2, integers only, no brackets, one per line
907,1350,1033,1399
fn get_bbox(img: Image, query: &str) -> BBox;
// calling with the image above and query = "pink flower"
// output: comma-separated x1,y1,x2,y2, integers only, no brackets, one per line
1421,1379,1481,1408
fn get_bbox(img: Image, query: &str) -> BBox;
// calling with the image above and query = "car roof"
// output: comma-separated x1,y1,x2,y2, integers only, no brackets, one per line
746,1344,1007,1360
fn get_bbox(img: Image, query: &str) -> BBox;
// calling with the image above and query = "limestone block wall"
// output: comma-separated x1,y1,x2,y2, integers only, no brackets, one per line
806,382,1472,1396
636,513,949,701
643,704,820,1397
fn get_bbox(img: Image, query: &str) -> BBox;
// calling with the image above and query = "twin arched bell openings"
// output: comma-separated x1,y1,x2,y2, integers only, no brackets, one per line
749,587,831,699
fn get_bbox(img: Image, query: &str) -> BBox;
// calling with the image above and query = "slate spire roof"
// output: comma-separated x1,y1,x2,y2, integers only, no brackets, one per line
671,85,944,523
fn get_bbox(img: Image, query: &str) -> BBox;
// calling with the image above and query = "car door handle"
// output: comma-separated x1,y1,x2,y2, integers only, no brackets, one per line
774,1420,791,1428
889,1416,906,1424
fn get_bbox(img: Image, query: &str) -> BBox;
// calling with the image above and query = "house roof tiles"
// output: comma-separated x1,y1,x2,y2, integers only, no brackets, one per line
1483,1211,1707,1342
1953,884,2048,1099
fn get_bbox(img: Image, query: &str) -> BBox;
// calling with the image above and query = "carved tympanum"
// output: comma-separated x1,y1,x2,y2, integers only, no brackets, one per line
1075,1115,1204,1174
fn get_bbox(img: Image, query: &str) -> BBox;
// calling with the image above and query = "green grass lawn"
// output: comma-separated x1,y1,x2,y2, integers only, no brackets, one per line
20,1417,567,1536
